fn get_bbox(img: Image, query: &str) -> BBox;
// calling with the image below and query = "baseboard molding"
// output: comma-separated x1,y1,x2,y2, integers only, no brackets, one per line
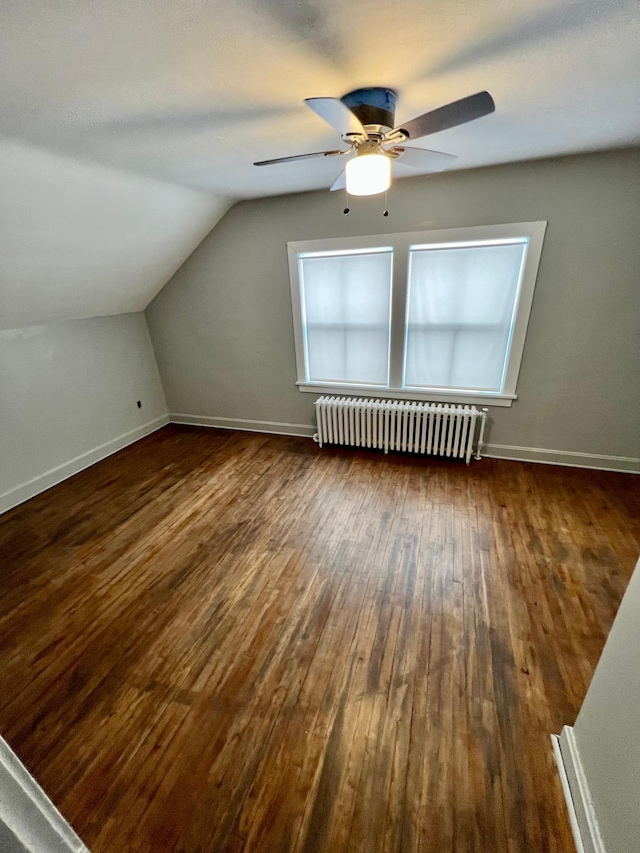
0,414,170,516
169,413,316,438
485,443,640,474
169,417,639,474
552,727,606,853
0,736,89,852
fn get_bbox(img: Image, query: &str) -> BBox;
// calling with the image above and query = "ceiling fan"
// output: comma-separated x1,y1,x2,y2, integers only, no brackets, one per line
254,87,495,196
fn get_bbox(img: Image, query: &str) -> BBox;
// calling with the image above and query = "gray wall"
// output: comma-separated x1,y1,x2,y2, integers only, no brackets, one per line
573,557,640,853
0,313,167,512
146,149,640,464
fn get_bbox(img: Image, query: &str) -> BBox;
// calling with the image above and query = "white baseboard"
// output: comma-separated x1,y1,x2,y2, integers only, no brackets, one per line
552,727,606,853
485,443,640,474
0,736,89,852
169,417,639,474
169,413,316,438
0,415,170,516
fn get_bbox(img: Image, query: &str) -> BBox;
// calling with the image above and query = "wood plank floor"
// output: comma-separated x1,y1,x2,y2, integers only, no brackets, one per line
1,426,639,852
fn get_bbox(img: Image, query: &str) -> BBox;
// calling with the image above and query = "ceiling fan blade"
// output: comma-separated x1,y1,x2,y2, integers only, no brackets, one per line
391,91,495,141
305,98,366,136
393,147,457,172
330,169,346,191
254,149,346,166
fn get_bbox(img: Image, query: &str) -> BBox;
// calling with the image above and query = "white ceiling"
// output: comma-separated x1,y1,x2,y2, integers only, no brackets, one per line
0,141,230,331
2,0,639,199
1,0,639,328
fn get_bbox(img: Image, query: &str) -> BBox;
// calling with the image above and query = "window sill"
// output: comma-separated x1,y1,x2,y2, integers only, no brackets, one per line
296,382,515,407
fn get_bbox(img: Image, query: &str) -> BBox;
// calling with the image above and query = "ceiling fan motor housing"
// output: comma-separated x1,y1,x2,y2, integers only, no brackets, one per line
341,87,397,132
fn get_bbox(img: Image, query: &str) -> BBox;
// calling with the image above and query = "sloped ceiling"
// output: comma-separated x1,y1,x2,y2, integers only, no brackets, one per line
0,141,230,330
1,0,639,327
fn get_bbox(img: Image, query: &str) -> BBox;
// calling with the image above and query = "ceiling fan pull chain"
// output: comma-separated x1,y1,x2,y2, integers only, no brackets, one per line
343,185,350,215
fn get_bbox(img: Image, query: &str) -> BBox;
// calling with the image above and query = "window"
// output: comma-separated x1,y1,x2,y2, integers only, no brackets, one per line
300,249,392,386
404,241,526,392
288,222,546,407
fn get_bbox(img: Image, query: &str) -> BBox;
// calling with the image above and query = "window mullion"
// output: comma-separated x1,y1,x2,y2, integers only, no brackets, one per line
388,239,409,389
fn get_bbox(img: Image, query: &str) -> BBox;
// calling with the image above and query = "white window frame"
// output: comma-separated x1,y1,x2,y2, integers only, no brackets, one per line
287,222,547,408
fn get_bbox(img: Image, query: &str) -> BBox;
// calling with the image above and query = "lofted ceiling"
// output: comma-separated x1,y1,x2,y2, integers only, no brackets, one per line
1,0,639,328
0,141,230,331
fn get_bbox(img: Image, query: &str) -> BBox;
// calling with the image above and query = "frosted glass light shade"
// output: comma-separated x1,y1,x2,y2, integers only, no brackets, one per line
345,154,391,196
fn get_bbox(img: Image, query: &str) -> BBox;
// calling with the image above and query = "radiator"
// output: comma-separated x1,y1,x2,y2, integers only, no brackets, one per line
313,396,488,463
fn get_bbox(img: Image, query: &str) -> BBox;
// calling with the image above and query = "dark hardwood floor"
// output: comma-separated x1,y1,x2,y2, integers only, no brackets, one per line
1,425,639,852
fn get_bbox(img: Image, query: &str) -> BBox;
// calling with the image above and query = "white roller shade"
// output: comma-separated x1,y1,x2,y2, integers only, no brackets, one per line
299,249,393,386
404,241,527,392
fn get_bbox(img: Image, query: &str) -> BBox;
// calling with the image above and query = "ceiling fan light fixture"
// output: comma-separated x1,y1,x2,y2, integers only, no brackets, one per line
345,153,391,196
254,88,494,194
